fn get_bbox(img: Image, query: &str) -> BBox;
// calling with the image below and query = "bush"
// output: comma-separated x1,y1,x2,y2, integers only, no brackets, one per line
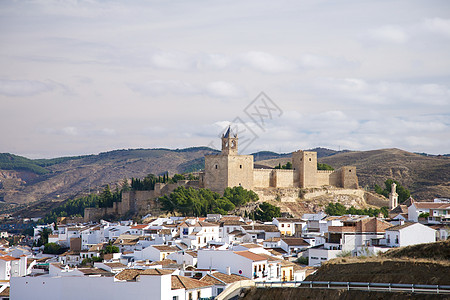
43,243,67,255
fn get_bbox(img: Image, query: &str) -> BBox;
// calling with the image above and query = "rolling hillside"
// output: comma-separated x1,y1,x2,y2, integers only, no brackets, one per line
0,147,449,217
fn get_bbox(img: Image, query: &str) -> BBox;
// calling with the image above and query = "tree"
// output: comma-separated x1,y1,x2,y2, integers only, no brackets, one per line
99,185,113,207
374,179,411,203
104,244,119,254
317,162,334,171
43,243,67,255
325,202,347,216
255,202,281,222
38,227,52,246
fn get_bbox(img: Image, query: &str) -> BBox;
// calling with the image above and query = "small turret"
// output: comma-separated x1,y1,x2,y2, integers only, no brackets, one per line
221,126,238,155
389,182,399,209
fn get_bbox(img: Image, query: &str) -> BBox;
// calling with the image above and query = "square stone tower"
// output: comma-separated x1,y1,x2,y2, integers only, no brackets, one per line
292,150,318,188
204,127,254,193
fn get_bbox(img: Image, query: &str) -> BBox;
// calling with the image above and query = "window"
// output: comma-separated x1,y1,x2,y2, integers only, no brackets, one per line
188,292,192,300
240,165,242,169
309,158,311,161
217,288,224,294
215,165,218,169
395,236,399,244
349,169,351,172
173,296,178,300
197,291,201,299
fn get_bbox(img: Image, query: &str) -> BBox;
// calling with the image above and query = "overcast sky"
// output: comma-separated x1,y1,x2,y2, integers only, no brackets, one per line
1,0,449,158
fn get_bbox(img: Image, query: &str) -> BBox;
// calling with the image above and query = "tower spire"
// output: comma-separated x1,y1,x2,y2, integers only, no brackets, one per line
221,126,238,155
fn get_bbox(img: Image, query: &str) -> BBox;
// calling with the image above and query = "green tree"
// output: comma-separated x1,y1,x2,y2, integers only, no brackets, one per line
38,227,52,246
325,202,347,216
43,242,67,254
317,162,334,170
374,179,411,203
255,202,281,221
104,244,120,254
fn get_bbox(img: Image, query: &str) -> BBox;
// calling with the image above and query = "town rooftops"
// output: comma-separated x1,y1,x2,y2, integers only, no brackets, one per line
242,224,279,232
200,272,247,285
152,245,178,252
386,222,417,231
115,269,173,281
281,238,310,246
172,275,212,290
234,251,267,262
239,243,263,249
0,255,19,261
274,218,305,223
414,202,450,209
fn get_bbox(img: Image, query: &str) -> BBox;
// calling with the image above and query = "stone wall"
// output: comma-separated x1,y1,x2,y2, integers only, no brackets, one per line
316,170,333,186
273,169,294,188
253,169,272,188
204,155,230,193
227,155,254,191
340,166,359,189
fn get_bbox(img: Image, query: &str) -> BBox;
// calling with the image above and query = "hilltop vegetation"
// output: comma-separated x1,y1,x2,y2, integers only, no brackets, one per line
1,147,449,217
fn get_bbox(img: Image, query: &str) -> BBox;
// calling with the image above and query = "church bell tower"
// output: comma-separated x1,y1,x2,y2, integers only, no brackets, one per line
221,126,238,155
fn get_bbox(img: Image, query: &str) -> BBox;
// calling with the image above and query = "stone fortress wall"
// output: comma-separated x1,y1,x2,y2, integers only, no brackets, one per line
201,127,358,193
85,126,359,221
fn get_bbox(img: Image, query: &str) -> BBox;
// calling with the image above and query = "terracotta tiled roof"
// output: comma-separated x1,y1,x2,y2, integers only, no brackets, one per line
153,245,178,252
115,269,173,281
242,224,279,232
0,255,19,261
186,251,197,257
200,272,247,285
0,287,9,297
171,275,212,290
414,202,450,209
239,243,262,249
130,224,149,229
386,222,418,231
275,218,305,223
78,268,115,277
234,251,267,261
104,262,126,269
281,238,309,246
264,237,281,242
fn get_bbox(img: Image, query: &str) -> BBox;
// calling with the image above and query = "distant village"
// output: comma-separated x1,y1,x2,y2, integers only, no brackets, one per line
0,131,449,299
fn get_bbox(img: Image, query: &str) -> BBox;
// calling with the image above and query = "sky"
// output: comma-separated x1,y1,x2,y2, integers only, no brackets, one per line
1,0,450,158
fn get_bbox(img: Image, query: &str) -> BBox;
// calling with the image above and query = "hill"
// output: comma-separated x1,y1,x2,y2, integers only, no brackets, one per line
243,240,450,300
1,147,449,217
0,147,218,213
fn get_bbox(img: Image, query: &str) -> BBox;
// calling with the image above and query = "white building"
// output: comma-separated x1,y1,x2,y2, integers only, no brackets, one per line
384,222,436,247
11,267,213,300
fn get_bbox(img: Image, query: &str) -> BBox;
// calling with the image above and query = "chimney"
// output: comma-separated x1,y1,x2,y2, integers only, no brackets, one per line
226,266,231,275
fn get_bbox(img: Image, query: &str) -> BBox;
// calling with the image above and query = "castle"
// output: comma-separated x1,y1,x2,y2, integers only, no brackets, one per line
199,127,358,193
85,127,359,221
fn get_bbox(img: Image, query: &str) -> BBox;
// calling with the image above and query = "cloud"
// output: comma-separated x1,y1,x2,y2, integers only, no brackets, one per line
422,18,450,37
43,126,116,137
238,51,296,73
128,79,243,99
0,79,55,97
369,25,408,44
205,81,243,98
127,80,199,96
314,78,450,106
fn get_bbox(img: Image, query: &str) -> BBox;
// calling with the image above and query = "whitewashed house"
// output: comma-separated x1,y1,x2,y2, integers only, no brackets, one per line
384,222,436,247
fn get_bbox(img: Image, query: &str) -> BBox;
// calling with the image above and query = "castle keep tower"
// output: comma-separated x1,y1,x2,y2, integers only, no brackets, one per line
201,127,358,193
292,150,318,188
202,126,254,193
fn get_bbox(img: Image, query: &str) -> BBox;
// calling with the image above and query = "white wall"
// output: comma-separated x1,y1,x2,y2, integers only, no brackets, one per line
11,273,175,300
